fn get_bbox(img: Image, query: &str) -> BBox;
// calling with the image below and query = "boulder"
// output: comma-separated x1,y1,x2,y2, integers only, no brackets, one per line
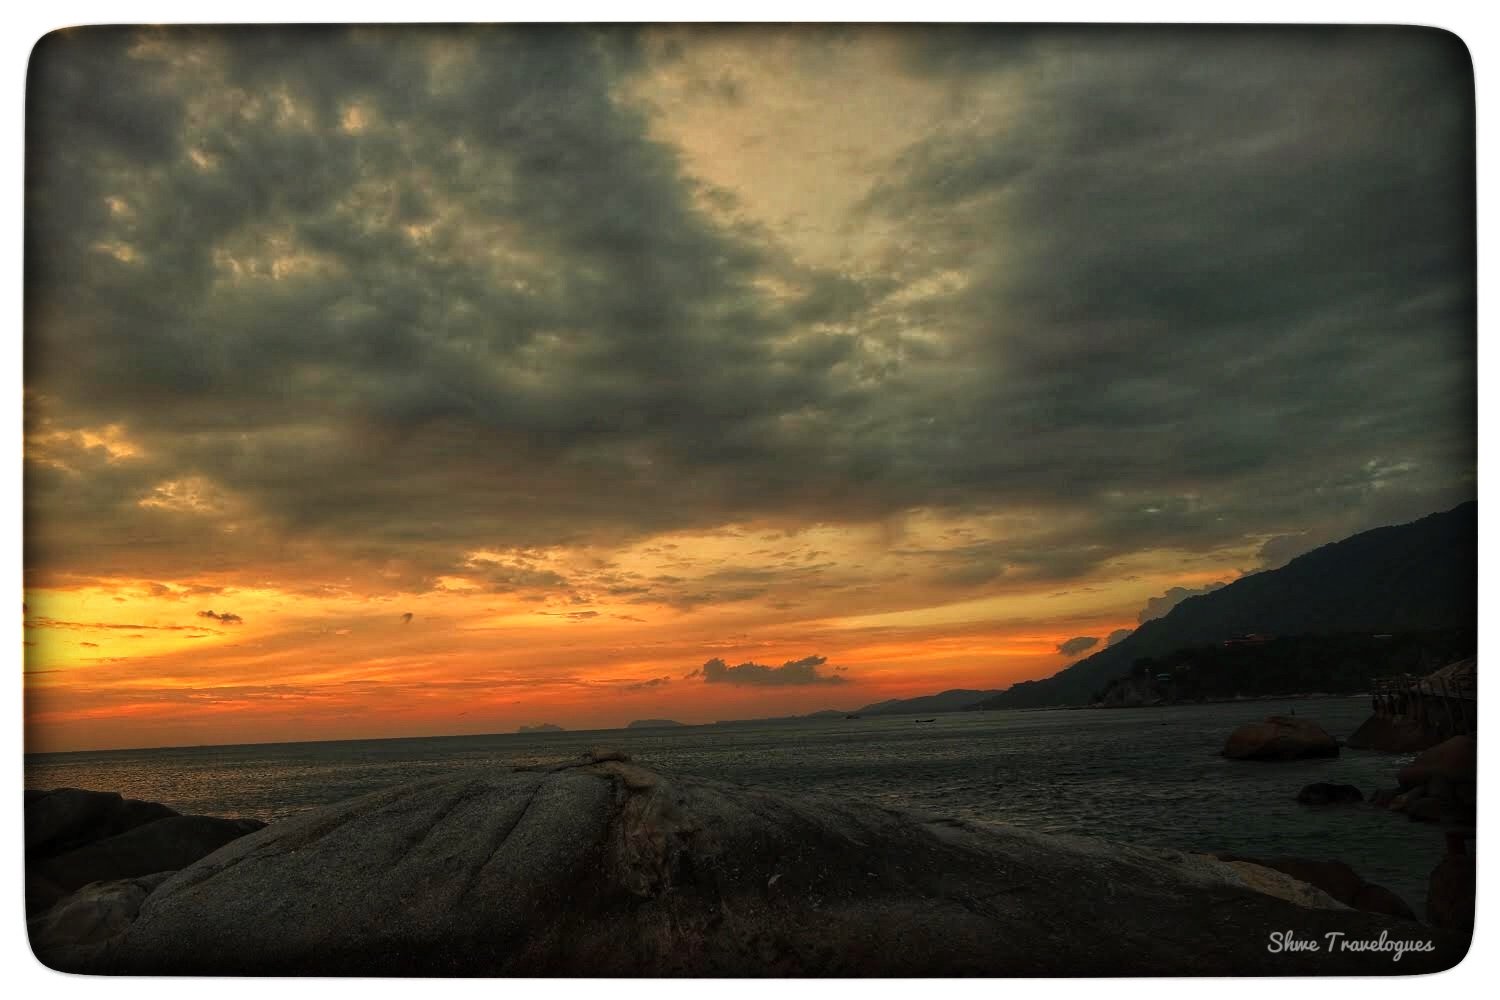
25,788,178,857
1295,782,1364,805
1222,716,1339,761
1397,735,1476,790
1345,715,1437,752
28,872,176,965
1406,797,1445,823
1351,883,1421,921
35,814,267,892
1213,855,1416,921
25,872,69,918
36,756,1462,975
25,789,267,923
1426,833,1475,932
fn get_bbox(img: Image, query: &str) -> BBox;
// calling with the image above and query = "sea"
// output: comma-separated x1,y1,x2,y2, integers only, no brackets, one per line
24,697,1447,907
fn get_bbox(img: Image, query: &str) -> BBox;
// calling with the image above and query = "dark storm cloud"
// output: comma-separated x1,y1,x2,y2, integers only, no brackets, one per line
689,654,847,686
857,26,1474,559
26,25,851,588
1055,636,1099,657
23,26,1474,595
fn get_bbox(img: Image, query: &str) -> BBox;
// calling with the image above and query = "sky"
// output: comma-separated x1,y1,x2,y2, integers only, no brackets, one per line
22,24,1475,752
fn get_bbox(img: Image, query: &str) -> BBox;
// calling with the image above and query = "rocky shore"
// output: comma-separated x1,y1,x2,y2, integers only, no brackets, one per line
29,751,1469,976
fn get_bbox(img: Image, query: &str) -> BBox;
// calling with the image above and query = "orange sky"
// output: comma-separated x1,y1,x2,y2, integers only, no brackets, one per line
23,507,1243,751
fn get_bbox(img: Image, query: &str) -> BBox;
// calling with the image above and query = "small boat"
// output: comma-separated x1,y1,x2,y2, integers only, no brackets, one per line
914,718,937,724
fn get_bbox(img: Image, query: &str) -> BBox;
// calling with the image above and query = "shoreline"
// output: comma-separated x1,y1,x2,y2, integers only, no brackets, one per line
27,751,1471,976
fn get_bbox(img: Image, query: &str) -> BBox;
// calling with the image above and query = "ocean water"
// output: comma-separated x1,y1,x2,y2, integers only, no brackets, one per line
24,698,1449,907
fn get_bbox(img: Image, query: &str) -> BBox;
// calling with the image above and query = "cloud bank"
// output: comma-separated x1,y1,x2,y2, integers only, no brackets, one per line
689,654,848,686
23,26,1473,607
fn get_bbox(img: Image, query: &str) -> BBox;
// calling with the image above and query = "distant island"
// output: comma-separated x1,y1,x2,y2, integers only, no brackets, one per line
518,723,564,734
626,719,687,729
854,688,1005,716
712,693,1004,727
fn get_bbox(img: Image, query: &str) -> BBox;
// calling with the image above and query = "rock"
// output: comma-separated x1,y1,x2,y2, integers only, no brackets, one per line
1397,735,1476,790
25,789,125,853
28,872,175,965
25,789,267,929
1369,787,1400,808
1426,833,1475,932
1351,882,1421,921
1344,715,1437,752
1217,862,1345,910
1222,716,1339,761
36,760,1462,975
25,872,69,918
1406,797,1445,823
25,788,178,857
36,814,267,892
1295,782,1364,805
1213,854,1416,921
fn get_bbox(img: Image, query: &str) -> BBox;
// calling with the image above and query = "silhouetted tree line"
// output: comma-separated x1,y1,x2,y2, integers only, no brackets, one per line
1092,628,1475,704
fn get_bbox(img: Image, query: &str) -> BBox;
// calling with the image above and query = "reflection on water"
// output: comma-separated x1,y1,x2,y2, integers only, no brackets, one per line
24,698,1445,906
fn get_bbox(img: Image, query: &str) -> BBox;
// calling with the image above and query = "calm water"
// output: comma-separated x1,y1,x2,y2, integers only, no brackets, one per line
24,698,1447,907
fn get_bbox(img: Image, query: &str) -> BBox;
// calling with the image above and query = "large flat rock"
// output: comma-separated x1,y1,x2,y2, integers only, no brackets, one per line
38,756,1468,976
36,814,268,892
25,788,179,857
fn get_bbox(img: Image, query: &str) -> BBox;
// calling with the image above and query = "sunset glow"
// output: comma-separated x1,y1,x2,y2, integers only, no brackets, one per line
24,25,1475,751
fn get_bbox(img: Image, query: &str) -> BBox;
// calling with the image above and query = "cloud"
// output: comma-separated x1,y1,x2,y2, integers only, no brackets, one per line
689,654,847,686
400,612,413,624
146,582,224,600
463,560,571,596
21,26,1474,601
24,617,200,632
1256,532,1323,570
1136,584,1227,625
196,610,243,624
1055,636,1099,657
623,675,671,691
1106,628,1133,647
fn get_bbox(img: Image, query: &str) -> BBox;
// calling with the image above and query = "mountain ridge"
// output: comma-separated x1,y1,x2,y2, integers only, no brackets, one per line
973,502,1477,710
